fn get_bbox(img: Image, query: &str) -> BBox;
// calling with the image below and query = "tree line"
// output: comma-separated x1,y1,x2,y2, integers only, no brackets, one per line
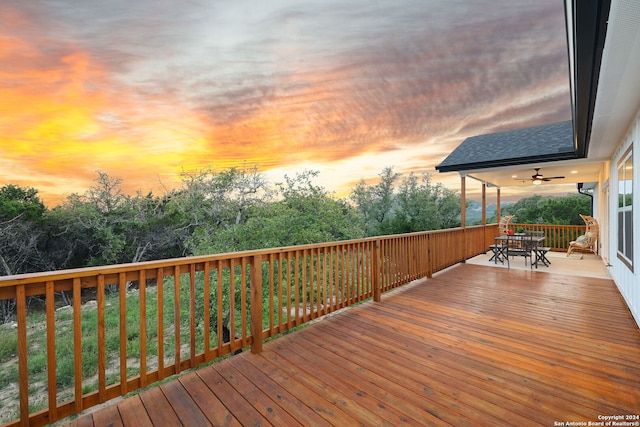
0,166,463,277
500,193,591,225
0,165,592,278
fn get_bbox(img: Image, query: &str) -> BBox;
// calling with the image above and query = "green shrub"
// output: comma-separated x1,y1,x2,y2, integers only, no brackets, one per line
0,363,18,389
0,328,17,362
28,352,48,376
56,357,75,388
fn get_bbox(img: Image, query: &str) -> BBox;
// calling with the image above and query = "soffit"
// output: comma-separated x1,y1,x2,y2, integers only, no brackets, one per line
460,159,604,188
589,0,640,159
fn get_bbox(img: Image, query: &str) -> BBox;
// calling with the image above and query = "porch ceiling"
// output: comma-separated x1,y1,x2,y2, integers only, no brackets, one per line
461,158,603,188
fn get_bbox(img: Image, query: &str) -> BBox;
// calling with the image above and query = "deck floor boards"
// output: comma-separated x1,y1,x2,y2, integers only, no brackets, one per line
62,264,640,426
136,386,182,427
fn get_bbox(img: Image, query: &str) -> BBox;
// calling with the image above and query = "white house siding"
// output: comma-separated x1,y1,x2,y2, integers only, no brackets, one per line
607,109,640,327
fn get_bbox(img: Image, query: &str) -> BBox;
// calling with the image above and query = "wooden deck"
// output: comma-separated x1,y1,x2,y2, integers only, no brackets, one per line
60,263,640,426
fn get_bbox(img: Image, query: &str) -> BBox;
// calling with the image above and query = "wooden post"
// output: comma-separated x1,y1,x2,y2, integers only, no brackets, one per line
138,271,148,385
97,275,106,401
460,175,467,262
250,255,263,354
481,183,487,225
173,266,181,374
202,263,211,361
73,278,83,413
188,265,196,368
426,233,433,279
17,285,29,426
372,240,381,302
46,281,57,423
119,272,128,392
496,187,501,220
460,175,466,228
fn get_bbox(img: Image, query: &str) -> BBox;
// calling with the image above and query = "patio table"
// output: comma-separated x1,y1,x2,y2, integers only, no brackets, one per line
495,235,547,268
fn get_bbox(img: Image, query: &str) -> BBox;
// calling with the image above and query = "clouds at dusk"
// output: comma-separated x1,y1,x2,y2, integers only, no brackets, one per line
0,0,571,205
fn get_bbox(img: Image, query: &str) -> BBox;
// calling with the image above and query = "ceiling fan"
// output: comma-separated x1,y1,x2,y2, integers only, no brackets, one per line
526,168,565,185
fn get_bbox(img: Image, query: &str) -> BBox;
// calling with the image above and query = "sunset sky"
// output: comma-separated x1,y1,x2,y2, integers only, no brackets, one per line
1,0,572,207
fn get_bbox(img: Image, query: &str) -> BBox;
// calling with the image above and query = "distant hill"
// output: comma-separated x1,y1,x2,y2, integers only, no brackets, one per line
466,200,497,224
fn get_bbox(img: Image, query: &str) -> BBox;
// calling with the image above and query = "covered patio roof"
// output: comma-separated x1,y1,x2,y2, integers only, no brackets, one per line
435,121,576,173
434,121,603,188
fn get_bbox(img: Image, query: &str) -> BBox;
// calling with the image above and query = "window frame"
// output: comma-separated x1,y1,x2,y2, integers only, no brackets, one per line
616,145,633,271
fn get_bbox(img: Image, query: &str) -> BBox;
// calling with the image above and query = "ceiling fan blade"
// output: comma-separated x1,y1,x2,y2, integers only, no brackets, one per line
524,169,565,182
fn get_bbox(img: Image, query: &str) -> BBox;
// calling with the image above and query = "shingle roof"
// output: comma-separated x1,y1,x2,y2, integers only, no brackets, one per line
435,121,577,172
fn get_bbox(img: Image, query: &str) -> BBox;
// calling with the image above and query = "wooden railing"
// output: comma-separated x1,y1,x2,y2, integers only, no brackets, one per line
0,223,513,426
507,223,586,251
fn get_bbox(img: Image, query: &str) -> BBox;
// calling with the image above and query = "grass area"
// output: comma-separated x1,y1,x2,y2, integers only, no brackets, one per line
0,327,17,362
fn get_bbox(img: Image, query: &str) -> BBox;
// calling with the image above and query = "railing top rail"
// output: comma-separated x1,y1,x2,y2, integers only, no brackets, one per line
0,227,478,287
509,223,585,228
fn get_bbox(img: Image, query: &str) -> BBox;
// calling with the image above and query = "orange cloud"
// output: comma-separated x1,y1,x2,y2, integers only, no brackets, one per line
197,64,414,171
0,9,215,204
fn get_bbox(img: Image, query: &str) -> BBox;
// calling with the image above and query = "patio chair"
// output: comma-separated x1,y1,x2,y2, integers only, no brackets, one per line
498,215,514,235
567,214,599,256
505,234,534,268
489,215,514,264
527,230,551,266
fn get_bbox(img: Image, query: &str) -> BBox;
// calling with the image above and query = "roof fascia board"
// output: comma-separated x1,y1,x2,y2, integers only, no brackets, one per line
435,152,579,173
571,0,611,158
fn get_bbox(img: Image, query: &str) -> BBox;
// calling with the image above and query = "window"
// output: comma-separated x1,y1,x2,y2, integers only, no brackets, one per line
617,146,633,269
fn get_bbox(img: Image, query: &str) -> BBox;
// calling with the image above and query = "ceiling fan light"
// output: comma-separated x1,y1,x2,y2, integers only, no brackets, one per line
532,179,542,185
